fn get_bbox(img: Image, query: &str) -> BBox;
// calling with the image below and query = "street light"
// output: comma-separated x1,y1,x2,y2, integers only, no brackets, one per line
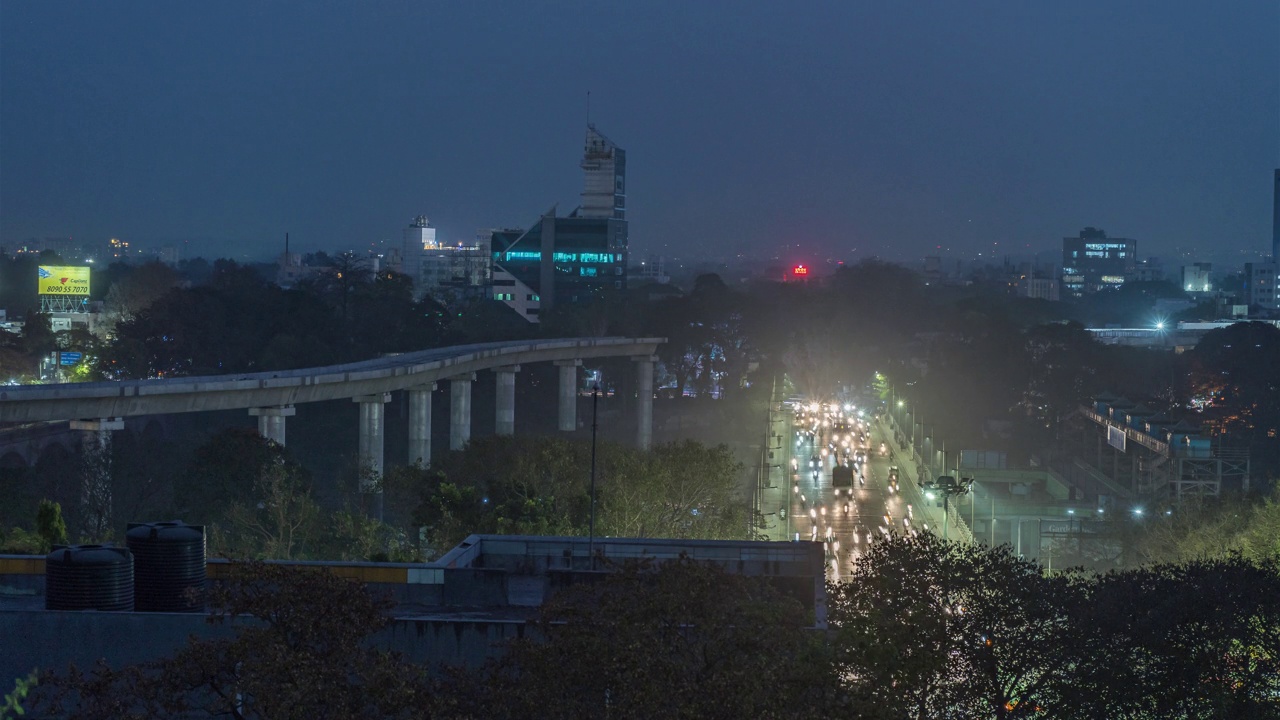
920,475,973,541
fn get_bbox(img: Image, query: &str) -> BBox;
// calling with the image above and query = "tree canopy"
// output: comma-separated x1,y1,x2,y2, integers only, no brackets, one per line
410,435,757,558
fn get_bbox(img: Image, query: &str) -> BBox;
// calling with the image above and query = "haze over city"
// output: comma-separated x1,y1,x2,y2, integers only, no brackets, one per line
2,1,1277,264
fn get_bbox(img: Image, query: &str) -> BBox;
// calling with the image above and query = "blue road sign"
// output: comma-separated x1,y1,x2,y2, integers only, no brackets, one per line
59,352,82,365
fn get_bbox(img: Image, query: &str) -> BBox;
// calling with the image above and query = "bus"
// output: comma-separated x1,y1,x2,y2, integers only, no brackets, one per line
832,464,854,488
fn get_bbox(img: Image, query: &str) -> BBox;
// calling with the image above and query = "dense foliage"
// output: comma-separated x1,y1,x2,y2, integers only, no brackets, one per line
98,259,448,378
410,435,758,557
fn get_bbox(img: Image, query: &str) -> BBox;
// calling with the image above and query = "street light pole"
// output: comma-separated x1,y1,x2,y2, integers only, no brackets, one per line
589,384,599,566
942,494,949,540
922,476,972,543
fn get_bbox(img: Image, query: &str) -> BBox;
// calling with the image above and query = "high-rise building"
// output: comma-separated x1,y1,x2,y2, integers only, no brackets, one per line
491,126,629,319
1060,227,1137,298
580,125,626,220
1244,262,1279,311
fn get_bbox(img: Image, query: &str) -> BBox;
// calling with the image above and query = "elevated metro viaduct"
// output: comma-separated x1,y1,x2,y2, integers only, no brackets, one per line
0,337,664,517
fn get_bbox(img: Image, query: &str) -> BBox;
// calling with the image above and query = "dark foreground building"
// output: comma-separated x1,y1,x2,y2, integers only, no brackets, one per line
0,534,825,680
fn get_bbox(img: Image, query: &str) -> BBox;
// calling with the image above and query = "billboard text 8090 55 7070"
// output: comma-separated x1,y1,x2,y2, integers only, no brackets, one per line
37,266,91,296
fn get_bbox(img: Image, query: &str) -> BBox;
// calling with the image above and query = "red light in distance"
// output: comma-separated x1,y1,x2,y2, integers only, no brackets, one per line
793,265,809,276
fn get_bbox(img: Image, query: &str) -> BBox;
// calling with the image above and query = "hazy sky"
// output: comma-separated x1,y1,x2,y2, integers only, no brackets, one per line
2,1,1277,264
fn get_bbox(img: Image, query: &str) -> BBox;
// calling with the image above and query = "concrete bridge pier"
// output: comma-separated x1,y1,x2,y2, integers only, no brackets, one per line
633,356,656,450
249,405,295,446
70,418,124,541
493,366,520,436
408,384,435,466
450,374,475,451
354,394,390,520
555,360,582,431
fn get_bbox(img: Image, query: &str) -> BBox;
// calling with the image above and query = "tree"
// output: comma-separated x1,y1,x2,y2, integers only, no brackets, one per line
219,458,321,560
35,499,68,549
441,555,830,720
1064,557,1280,719
1184,322,1280,476
19,311,55,359
603,439,758,541
1130,488,1280,566
3,670,39,718
37,562,429,719
413,436,756,558
178,428,295,528
828,534,1085,719
101,260,180,328
412,435,589,556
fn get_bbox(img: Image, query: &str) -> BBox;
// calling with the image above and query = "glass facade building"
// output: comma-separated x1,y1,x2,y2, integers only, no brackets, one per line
1061,227,1137,299
490,126,629,318
490,214,628,311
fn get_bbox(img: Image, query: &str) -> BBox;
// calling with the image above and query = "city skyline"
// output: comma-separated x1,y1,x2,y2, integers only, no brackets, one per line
1,1,1277,264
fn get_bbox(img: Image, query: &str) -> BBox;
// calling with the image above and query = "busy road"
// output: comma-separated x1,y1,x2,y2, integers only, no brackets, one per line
780,402,928,580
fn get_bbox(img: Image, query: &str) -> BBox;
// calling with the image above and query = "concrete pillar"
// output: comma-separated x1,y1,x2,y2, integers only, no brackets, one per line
493,366,520,436
555,360,582,432
633,355,656,450
70,418,124,541
249,405,295,446
408,384,435,466
450,373,475,450
354,394,390,519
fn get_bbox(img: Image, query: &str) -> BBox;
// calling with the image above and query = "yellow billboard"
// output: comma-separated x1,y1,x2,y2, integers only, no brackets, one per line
37,266,91,296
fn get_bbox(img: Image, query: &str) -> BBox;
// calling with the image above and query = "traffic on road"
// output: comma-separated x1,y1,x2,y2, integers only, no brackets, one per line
785,400,927,579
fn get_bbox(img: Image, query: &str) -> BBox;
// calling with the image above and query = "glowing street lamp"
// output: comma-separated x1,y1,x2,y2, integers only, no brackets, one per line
920,476,973,541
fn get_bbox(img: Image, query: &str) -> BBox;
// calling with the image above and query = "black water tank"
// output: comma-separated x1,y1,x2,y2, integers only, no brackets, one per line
126,521,206,612
45,544,134,611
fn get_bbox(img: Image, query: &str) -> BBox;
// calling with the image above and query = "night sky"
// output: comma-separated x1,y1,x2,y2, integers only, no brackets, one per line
2,1,1277,264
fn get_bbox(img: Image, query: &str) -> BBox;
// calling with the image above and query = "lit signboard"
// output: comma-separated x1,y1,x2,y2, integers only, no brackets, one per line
793,265,809,276
501,252,616,263
37,266,91,296
1107,424,1126,452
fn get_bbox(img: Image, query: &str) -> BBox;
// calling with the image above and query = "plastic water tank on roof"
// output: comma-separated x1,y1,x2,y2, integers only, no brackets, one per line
45,544,134,611
126,520,206,612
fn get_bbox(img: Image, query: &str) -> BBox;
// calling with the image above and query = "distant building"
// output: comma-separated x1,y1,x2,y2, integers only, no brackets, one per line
1243,262,1278,311
108,237,130,260
922,256,942,285
1060,227,1136,299
1128,257,1164,283
402,216,490,304
1181,263,1213,294
1018,275,1060,302
8,236,87,260
491,125,629,319
490,264,541,322
152,246,180,266
634,255,670,284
